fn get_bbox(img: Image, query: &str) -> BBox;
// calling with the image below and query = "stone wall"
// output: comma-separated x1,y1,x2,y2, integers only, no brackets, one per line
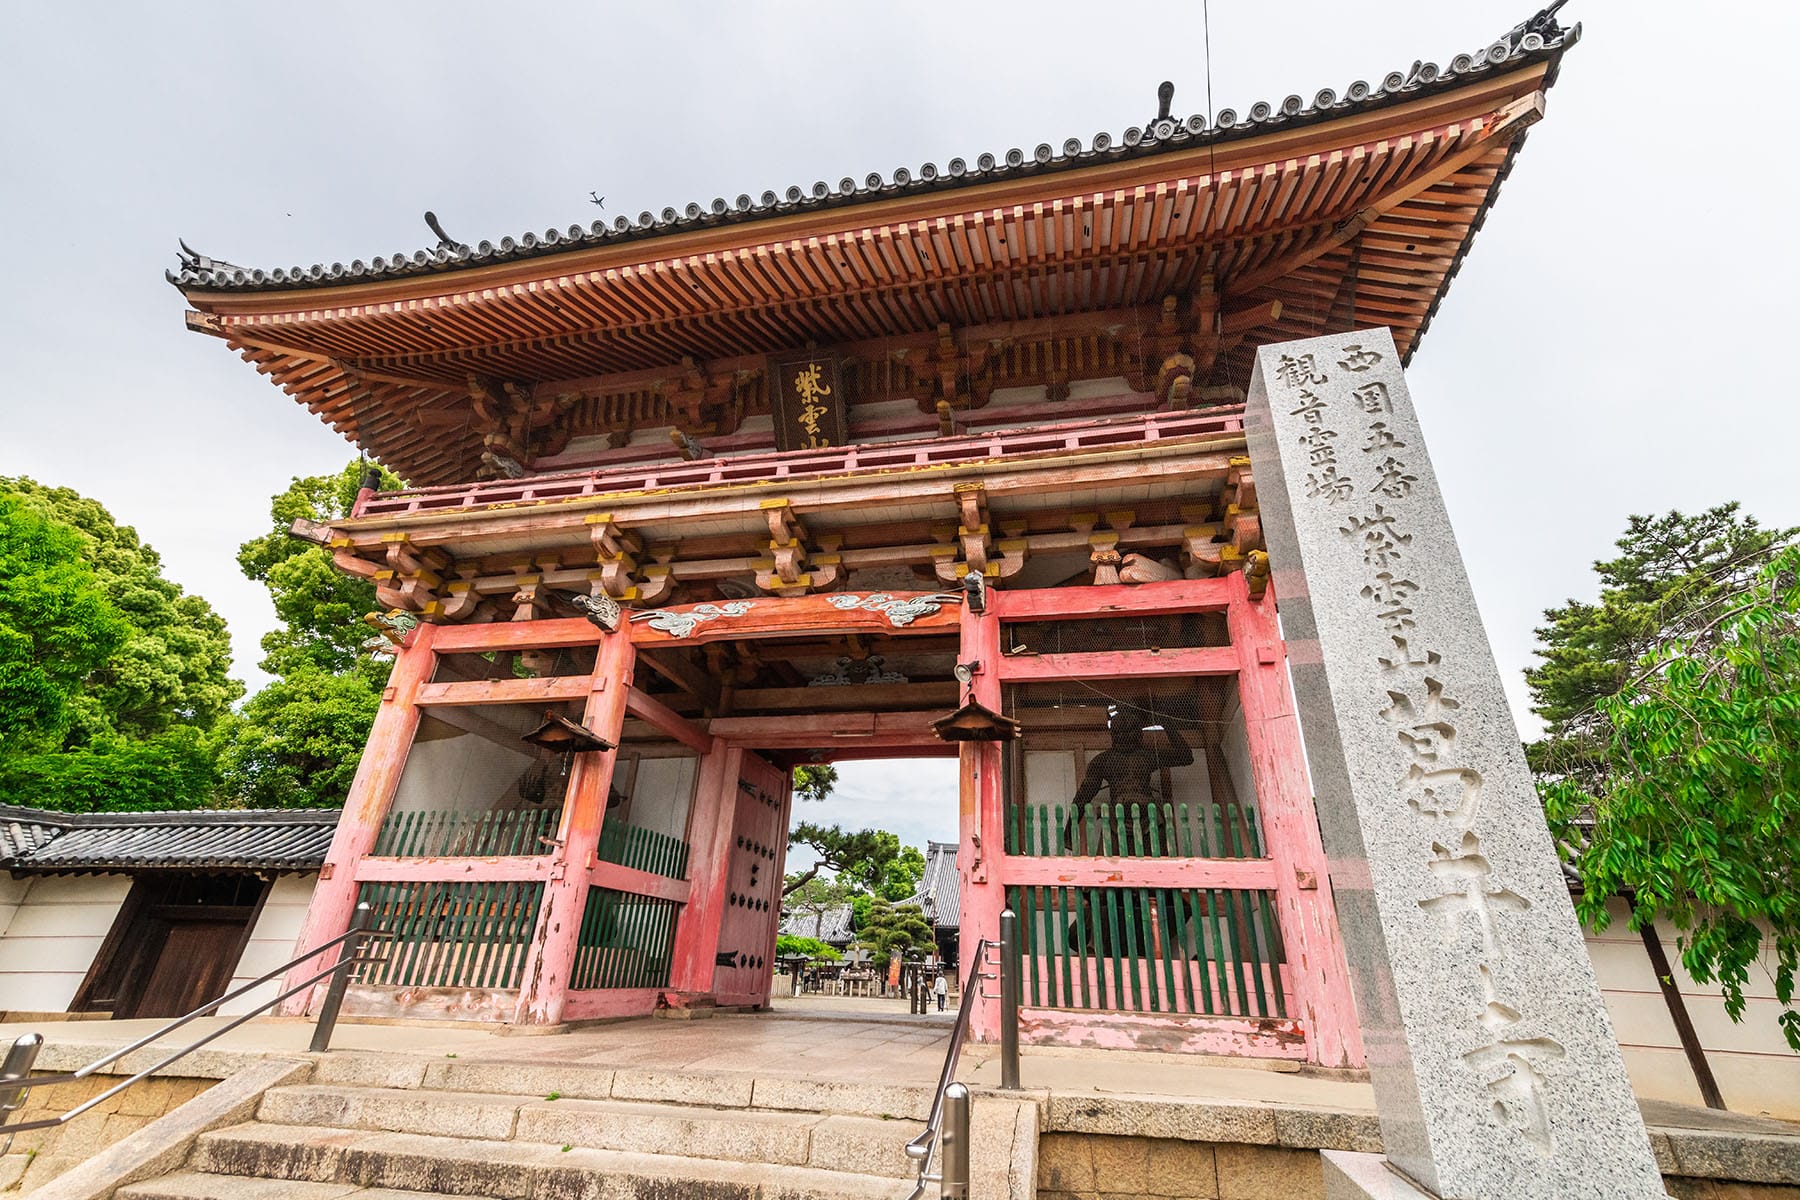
0,1072,213,1193
1038,1134,1800,1200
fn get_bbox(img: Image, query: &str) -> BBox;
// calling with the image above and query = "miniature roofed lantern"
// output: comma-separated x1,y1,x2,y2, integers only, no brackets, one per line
169,9,1576,1069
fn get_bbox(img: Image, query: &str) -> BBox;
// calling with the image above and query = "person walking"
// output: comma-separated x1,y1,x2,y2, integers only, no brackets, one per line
933,972,948,1012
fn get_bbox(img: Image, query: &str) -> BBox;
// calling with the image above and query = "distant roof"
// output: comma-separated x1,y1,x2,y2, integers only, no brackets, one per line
0,806,339,874
907,841,960,931
168,8,1574,296
780,903,855,946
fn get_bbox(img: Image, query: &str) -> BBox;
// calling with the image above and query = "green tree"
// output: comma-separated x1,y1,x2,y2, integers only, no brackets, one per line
0,727,215,812
877,844,928,902
1526,504,1790,787
783,822,901,895
792,762,838,803
213,662,388,808
1,478,238,746
1536,523,1800,1050
235,461,401,676
854,898,936,970
213,461,402,809
775,934,840,961
0,494,128,753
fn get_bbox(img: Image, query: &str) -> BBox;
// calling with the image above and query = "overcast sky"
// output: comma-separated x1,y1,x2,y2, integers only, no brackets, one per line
4,2,1796,853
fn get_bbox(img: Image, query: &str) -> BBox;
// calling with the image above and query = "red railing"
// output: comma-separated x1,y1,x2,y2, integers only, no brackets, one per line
356,406,1245,518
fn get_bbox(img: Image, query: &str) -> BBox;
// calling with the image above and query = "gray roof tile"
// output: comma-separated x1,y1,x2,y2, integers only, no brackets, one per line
0,805,338,873
168,10,1575,295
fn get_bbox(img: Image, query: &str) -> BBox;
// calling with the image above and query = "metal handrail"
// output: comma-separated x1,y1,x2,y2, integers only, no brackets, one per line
0,903,387,1139
903,937,992,1200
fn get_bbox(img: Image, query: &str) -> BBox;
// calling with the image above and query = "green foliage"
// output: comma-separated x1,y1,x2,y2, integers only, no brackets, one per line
214,661,388,808
0,494,128,754
775,934,841,961
236,461,402,676
213,462,401,809
792,762,838,803
0,727,216,812
2,478,239,745
1527,504,1790,787
782,871,853,933
1539,534,1800,1051
854,898,935,969
783,822,901,896
877,844,927,901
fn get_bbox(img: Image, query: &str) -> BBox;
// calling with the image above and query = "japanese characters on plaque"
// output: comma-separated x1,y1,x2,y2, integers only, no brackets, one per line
1271,341,1566,1152
772,354,849,452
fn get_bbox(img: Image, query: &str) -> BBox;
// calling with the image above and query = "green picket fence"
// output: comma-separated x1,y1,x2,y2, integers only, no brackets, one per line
570,886,679,990
371,806,562,858
356,880,543,990
1006,799,1266,859
1005,884,1287,1018
595,820,691,880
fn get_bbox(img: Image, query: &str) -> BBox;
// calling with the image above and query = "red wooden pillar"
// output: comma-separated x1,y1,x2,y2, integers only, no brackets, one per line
668,739,743,994
1225,571,1365,1067
279,624,437,1014
512,626,636,1026
958,600,1006,1041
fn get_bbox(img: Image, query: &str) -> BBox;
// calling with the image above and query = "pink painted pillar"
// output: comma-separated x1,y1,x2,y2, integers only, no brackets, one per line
279,624,437,1014
957,600,1006,1041
668,739,743,994
1226,571,1365,1067
512,626,635,1026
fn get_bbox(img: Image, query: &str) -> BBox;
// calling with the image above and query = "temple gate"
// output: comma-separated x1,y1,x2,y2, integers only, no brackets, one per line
168,9,1580,1079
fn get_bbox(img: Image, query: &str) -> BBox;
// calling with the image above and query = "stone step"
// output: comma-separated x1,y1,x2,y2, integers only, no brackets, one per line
190,1123,915,1200
258,1085,917,1178
310,1053,937,1122
120,1173,490,1200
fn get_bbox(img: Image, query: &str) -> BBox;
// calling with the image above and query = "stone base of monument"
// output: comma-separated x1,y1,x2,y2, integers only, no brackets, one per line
1321,1151,1440,1198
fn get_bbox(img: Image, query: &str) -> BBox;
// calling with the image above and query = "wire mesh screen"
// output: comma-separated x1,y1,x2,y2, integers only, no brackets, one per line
357,881,543,990
570,886,679,990
1000,611,1228,656
1006,884,1287,1018
1004,676,1265,858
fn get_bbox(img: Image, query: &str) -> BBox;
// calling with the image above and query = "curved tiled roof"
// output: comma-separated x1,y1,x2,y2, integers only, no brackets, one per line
168,7,1576,294
0,805,339,874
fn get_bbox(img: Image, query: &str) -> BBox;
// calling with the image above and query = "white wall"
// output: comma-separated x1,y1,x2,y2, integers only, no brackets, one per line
218,874,319,1016
625,753,698,841
389,714,539,816
0,875,131,1013
1586,898,1800,1120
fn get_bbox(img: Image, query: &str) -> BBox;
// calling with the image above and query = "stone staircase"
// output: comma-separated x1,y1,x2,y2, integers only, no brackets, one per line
117,1055,941,1200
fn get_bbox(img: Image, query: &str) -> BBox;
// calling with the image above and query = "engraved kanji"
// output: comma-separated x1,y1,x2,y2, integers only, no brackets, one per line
1339,504,1411,567
1339,345,1384,373
1363,421,1406,453
1361,572,1420,632
1379,635,1442,672
1304,465,1355,505
1351,381,1392,412
1465,967,1567,1153
1275,353,1328,389
1369,456,1418,499
1288,390,1328,426
1418,831,1528,950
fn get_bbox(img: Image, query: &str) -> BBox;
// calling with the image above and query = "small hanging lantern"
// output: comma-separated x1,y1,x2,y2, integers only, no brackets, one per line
520,710,616,755
931,698,1021,742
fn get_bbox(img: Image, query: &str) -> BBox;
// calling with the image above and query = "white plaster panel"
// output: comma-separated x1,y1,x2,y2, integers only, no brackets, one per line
0,874,131,1012
219,874,320,1016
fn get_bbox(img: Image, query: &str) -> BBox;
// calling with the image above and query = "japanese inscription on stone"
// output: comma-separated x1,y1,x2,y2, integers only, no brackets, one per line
1247,329,1665,1199
772,354,849,452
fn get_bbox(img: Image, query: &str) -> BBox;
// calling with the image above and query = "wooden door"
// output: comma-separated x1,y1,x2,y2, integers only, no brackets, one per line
713,753,791,1005
131,917,249,1019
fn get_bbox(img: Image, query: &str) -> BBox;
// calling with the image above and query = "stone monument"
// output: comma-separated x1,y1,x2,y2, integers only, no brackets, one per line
1246,328,1666,1199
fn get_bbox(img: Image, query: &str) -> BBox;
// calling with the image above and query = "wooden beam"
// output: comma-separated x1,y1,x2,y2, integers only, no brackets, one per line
996,646,1238,682
354,854,554,882
998,856,1276,890
625,688,713,753
990,579,1234,620
704,710,942,749
589,860,692,904
415,676,593,707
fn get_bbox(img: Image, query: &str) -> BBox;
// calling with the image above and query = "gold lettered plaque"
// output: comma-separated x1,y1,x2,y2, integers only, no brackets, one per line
772,354,848,452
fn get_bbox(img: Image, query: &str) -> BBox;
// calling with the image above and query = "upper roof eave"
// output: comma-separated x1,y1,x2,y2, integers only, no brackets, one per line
168,12,1576,302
